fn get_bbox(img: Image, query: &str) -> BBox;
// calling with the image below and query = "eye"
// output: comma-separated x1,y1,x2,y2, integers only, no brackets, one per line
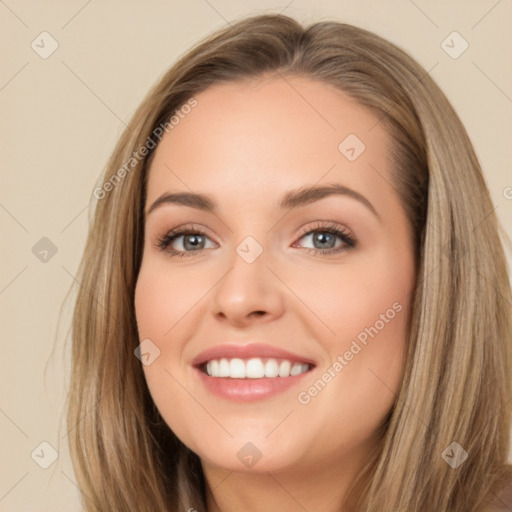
155,224,216,258
292,221,356,256
155,221,356,258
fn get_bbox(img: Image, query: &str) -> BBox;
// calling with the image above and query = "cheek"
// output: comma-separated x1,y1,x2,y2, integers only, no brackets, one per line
336,271,410,345
134,266,196,447
296,247,412,347
134,266,175,391
305,247,413,403
321,251,412,415
134,260,197,338
295,271,411,451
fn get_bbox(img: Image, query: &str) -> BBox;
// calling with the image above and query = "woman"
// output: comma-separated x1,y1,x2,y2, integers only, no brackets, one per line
66,13,512,512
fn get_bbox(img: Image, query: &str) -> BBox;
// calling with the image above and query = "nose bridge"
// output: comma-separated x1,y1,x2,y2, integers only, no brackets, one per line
210,229,284,323
235,234,266,266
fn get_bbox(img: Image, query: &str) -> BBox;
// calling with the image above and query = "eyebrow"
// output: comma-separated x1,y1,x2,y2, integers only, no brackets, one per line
146,183,380,220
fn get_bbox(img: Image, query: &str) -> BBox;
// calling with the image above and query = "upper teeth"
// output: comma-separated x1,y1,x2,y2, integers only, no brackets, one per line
205,358,310,378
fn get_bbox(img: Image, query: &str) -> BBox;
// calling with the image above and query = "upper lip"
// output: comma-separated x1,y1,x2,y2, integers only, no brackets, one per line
191,343,317,367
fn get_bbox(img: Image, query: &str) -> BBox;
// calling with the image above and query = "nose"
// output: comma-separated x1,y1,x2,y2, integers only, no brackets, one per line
210,242,286,327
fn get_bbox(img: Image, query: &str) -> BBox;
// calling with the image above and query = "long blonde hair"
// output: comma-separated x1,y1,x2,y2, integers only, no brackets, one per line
65,13,512,511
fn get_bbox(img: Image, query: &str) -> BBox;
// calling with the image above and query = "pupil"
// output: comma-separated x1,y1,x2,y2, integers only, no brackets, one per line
315,232,334,248
185,235,202,250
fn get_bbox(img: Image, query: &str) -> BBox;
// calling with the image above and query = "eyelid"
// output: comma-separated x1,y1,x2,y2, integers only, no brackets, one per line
292,221,356,254
154,219,357,259
154,222,217,247
296,220,354,239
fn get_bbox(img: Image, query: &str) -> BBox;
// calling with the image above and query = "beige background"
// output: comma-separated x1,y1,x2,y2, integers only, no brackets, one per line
1,1,511,510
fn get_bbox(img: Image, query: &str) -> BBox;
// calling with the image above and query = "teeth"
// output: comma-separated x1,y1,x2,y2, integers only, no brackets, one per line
230,358,246,378
218,358,230,377
278,360,291,377
204,357,311,378
246,358,264,378
264,359,279,378
290,363,303,376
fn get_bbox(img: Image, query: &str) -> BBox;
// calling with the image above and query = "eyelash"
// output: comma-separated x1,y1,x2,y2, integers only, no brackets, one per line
155,221,357,259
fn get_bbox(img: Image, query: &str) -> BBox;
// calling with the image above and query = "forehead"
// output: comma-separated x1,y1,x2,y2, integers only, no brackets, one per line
146,76,393,214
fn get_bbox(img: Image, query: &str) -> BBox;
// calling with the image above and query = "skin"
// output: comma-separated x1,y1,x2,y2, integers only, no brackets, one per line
134,75,416,512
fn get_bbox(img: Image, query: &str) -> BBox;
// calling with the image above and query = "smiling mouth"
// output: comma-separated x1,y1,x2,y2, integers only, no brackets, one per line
200,357,314,379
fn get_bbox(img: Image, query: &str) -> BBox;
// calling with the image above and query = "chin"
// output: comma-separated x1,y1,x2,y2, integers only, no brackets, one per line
185,431,308,474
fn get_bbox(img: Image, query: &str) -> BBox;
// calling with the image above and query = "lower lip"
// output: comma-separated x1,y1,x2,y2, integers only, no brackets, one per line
194,367,313,402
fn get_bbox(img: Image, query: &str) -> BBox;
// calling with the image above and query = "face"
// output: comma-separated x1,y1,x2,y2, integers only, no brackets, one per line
134,75,416,477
